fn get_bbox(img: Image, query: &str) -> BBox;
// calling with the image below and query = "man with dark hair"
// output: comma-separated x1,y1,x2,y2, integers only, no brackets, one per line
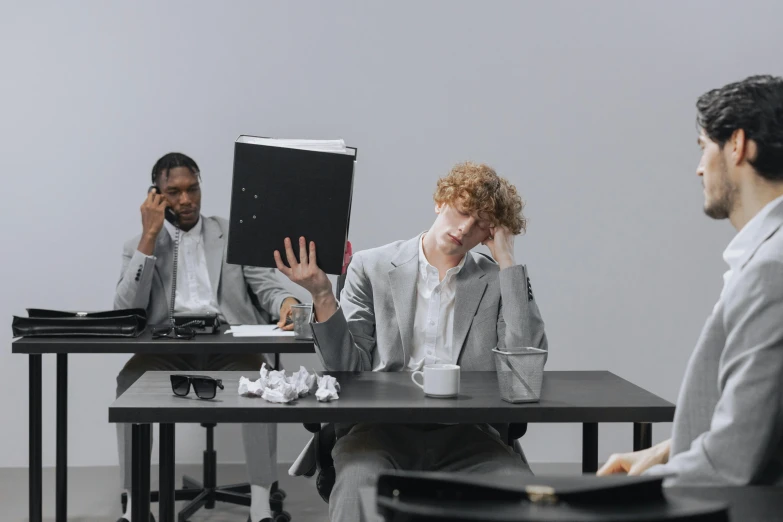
598,75,783,485
114,152,298,522
277,161,548,520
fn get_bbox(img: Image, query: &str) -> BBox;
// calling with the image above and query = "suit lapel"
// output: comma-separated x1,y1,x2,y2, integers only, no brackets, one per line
202,217,225,300
452,254,488,363
388,237,420,365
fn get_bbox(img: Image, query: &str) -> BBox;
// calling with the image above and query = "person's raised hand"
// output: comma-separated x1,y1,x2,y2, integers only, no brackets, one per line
274,237,333,300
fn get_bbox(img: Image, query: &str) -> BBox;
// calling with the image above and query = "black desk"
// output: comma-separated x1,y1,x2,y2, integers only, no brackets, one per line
358,485,783,522
12,328,314,522
110,370,675,522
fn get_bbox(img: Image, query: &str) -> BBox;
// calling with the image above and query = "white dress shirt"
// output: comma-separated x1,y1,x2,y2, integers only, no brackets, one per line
720,194,783,299
162,217,221,316
407,233,466,371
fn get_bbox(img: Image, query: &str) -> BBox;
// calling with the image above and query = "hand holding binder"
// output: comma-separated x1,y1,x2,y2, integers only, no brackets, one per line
274,236,333,296
274,236,352,323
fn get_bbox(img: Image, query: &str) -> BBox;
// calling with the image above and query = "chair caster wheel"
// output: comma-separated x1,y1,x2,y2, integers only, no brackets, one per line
271,482,287,501
273,511,291,522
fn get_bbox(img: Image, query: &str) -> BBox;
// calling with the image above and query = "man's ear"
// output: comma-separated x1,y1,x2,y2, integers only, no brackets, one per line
730,128,750,166
434,201,444,214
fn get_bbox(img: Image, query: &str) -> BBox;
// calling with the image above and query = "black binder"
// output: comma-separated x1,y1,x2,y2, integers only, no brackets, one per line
227,136,357,275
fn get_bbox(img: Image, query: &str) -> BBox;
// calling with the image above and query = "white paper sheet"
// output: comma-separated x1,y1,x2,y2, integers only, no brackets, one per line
224,325,295,337
235,136,354,155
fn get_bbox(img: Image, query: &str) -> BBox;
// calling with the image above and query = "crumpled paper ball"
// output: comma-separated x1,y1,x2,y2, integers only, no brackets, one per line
290,366,317,397
315,374,340,402
238,364,334,404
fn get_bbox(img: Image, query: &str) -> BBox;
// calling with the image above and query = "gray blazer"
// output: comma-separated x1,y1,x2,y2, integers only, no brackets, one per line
114,215,295,364
311,235,548,372
646,202,783,485
289,234,548,476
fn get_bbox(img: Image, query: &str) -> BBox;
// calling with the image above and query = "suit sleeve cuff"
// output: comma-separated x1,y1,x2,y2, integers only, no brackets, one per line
499,264,529,290
271,293,298,321
129,250,157,283
133,249,156,262
311,302,342,325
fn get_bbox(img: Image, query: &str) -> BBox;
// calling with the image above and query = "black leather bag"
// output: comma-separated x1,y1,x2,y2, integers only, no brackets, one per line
375,471,728,522
12,308,147,338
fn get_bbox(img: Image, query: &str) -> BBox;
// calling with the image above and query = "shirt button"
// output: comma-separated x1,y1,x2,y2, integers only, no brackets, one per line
429,320,435,325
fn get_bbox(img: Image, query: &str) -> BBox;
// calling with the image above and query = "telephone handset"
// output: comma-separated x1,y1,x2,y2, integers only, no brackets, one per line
149,185,179,226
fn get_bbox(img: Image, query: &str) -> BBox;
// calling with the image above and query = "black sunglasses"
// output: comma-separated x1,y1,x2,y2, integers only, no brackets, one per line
170,374,224,400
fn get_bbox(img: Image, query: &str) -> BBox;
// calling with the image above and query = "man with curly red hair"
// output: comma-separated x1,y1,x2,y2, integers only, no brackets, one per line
276,161,548,521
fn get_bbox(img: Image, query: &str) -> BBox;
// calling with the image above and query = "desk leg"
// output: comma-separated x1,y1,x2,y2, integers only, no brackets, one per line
132,424,152,521
582,423,598,473
29,354,42,522
159,424,175,522
633,422,652,451
56,354,67,522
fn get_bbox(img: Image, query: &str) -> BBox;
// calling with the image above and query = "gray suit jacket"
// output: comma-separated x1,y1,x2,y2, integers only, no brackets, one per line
311,234,548,372
289,234,548,476
114,215,295,364
646,202,783,485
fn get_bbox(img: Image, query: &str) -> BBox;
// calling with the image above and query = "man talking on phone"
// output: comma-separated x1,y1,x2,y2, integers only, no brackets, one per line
113,152,298,522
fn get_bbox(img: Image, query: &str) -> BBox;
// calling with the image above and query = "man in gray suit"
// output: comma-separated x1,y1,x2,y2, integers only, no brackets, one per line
275,161,548,520
598,75,783,485
114,152,298,522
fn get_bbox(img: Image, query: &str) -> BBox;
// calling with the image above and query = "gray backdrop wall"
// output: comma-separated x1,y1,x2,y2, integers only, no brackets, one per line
0,0,772,470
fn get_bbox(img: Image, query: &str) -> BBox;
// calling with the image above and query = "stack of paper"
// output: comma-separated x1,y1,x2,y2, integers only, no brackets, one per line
235,136,353,155
224,325,294,337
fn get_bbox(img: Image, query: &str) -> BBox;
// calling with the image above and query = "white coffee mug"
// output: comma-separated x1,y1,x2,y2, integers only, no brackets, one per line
411,364,460,398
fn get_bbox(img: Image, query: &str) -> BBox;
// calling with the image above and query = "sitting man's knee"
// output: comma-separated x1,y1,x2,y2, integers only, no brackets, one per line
333,442,396,492
334,449,393,476
115,368,144,397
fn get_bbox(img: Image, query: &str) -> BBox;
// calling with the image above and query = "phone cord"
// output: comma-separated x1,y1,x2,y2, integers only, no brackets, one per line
169,225,180,328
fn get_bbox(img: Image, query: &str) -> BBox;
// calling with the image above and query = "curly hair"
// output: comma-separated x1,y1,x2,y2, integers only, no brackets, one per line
433,162,526,235
697,75,783,181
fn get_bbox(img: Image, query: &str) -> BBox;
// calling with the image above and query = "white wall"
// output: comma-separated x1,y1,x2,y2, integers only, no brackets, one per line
1,0,776,469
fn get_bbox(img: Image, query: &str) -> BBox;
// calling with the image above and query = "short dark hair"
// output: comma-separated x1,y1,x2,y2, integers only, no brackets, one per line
151,152,200,185
697,75,783,181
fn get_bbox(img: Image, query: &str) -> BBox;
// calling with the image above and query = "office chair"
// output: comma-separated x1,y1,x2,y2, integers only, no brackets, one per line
121,303,290,522
121,423,289,522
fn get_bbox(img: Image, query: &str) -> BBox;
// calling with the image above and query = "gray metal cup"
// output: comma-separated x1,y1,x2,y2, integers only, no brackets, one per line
291,303,313,340
492,347,547,403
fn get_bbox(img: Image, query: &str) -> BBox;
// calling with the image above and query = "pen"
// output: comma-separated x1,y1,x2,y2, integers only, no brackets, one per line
273,317,294,330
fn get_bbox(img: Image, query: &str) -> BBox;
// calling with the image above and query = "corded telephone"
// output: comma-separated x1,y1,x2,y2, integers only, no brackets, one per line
149,185,179,225
148,185,221,338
